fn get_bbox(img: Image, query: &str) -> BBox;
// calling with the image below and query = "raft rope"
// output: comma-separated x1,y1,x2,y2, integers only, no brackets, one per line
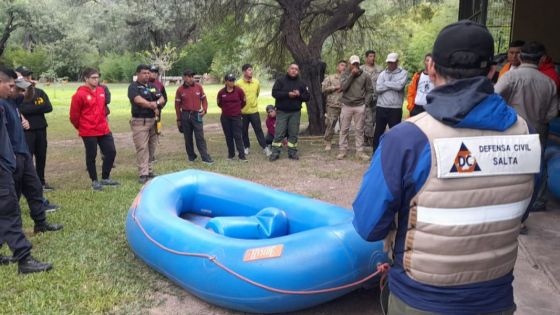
131,198,390,295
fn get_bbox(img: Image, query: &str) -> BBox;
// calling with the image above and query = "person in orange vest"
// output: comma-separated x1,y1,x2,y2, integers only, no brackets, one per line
498,40,524,79
406,53,434,117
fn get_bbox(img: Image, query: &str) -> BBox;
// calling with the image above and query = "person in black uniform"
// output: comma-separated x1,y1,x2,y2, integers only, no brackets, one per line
0,66,52,274
15,66,55,191
128,64,165,183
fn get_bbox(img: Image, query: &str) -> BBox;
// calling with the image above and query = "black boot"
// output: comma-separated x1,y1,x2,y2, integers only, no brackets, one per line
34,222,64,233
288,150,299,160
0,255,14,265
18,256,52,274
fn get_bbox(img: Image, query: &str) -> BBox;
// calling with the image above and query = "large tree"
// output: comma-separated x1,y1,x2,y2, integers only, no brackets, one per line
0,0,30,57
214,0,367,135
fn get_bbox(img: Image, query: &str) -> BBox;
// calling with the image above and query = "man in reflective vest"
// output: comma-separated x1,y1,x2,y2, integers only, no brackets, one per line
353,20,540,314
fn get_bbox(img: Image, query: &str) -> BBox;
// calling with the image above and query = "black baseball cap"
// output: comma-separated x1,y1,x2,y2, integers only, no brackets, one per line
432,20,494,69
183,69,195,76
224,73,236,82
15,66,33,77
149,65,159,73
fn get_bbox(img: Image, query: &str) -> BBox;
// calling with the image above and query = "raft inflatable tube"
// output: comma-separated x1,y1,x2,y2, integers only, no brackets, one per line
546,141,560,198
126,170,387,313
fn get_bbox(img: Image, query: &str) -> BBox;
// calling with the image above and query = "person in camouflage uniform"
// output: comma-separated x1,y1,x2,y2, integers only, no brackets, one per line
321,60,346,151
360,50,383,146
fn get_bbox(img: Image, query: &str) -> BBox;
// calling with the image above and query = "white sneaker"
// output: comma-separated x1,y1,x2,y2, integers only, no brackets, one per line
244,147,250,155
263,147,272,157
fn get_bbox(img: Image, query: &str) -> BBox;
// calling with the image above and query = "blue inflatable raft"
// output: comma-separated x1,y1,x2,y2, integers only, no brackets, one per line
125,170,387,313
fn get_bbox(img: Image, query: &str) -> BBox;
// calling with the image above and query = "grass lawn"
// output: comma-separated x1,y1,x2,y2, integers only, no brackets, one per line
0,82,373,314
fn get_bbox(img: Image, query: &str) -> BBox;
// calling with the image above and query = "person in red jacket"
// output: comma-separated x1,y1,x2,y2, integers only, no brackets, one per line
217,74,247,161
70,68,119,191
539,54,560,91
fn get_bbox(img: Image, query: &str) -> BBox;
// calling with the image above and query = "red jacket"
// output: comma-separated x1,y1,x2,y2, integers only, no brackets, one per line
539,57,560,91
70,86,110,137
266,116,276,136
217,86,246,117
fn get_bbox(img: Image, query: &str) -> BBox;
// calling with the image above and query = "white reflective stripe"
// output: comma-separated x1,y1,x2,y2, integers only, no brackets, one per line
434,134,541,179
417,198,530,226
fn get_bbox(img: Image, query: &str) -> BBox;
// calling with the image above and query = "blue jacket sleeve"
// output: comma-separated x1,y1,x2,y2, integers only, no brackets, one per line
353,122,431,242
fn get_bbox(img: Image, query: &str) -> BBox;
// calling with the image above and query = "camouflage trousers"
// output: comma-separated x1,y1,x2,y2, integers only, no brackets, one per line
364,100,377,139
323,106,341,142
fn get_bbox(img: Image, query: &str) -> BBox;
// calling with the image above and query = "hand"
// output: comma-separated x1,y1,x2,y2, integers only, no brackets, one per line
177,121,183,133
154,108,160,116
21,117,30,130
351,68,360,76
288,91,297,98
199,110,206,117
292,89,300,97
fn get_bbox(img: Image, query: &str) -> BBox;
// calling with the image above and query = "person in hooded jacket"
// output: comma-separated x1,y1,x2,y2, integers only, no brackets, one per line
353,21,541,314
70,68,119,191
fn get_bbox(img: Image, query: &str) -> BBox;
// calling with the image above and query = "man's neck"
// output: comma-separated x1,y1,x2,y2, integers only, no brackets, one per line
87,84,96,91
243,75,252,82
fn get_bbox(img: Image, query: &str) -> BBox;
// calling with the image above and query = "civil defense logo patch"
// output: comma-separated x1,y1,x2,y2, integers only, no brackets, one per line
450,142,481,173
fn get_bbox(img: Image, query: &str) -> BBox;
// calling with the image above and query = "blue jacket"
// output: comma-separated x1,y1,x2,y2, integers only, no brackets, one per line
0,102,16,173
0,98,30,156
352,77,534,314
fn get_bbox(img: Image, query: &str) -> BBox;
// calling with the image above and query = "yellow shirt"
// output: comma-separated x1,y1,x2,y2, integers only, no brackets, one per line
236,78,260,114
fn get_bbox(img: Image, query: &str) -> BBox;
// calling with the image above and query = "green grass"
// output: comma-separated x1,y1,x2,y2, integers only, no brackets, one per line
0,81,366,314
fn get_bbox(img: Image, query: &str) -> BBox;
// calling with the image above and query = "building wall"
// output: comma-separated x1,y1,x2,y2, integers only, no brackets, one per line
512,0,560,62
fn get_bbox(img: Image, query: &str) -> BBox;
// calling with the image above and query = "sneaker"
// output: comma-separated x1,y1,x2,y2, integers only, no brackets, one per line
357,152,370,161
244,147,250,155
44,202,60,213
92,181,104,191
239,157,249,162
187,157,197,163
34,222,63,233
18,256,52,274
100,178,120,186
227,156,235,161
139,175,150,184
324,142,332,151
263,146,272,157
202,158,214,165
42,183,54,192
336,152,346,160
0,255,14,265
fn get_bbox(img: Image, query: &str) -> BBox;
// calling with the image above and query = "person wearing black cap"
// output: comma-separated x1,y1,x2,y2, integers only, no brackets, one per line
128,64,165,183
174,69,213,164
148,65,167,138
353,20,540,314
217,74,247,161
0,66,53,274
15,66,55,191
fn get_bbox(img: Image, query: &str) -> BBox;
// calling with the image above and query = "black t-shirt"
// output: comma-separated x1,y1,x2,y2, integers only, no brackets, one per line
128,81,161,118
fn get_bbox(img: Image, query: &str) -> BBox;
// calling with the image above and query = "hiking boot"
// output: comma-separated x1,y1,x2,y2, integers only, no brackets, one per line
100,178,120,186
324,141,332,151
269,152,280,162
92,181,104,191
336,152,346,160
139,175,150,184
0,255,14,265
288,152,299,160
18,256,52,274
263,146,272,157
357,152,370,161
34,222,63,233
42,183,55,192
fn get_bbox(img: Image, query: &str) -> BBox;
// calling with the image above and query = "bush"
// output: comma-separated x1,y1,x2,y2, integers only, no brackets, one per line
99,52,145,82
0,46,50,75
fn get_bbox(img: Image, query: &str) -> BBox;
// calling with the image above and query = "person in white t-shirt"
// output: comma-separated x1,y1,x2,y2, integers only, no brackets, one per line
406,53,435,117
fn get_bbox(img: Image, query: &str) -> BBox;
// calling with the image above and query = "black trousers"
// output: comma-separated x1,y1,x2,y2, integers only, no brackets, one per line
242,113,266,149
24,128,48,185
82,133,116,182
221,115,245,159
14,154,46,224
180,111,210,161
372,107,403,150
0,167,33,261
265,133,274,145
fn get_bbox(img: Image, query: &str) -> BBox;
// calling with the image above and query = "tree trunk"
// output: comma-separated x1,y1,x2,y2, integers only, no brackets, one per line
299,59,325,135
0,12,16,58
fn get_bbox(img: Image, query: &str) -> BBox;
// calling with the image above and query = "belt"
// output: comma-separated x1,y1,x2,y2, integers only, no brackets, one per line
180,108,199,113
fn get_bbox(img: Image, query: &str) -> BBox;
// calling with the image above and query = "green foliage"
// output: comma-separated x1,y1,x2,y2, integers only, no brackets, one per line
0,46,49,74
99,52,145,83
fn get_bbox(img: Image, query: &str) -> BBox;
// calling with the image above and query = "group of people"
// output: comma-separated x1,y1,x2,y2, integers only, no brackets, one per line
0,66,63,275
352,20,558,314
